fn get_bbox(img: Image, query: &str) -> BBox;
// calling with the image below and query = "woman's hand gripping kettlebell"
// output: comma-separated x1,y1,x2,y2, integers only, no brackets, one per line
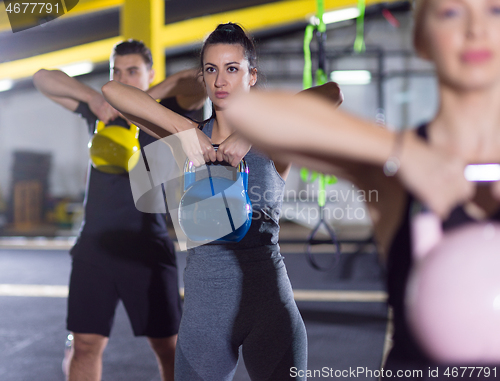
179,128,217,167
216,133,251,167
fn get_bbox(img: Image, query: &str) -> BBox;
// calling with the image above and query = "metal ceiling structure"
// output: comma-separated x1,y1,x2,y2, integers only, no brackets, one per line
0,0,406,85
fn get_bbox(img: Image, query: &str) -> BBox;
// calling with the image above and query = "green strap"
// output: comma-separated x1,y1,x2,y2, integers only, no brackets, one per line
303,24,315,90
300,168,337,208
315,0,326,85
315,68,328,86
300,0,337,207
317,0,325,33
354,0,366,53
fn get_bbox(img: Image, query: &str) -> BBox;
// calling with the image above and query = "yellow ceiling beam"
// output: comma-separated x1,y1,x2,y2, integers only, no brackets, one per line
66,0,124,15
0,0,403,82
0,2,11,31
0,37,122,81
160,0,401,49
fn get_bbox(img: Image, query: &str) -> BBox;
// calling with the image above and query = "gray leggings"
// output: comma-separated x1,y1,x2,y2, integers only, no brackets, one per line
174,254,307,381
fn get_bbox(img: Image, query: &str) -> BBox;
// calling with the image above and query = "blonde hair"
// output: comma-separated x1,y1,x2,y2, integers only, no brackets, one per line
413,0,428,53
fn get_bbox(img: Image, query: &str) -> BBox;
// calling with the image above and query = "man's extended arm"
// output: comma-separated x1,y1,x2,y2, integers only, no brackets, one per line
33,69,119,123
146,68,207,111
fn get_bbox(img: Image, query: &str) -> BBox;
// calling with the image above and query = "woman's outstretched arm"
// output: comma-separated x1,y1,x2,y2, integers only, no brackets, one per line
227,90,394,166
102,80,197,136
102,80,216,165
226,90,473,219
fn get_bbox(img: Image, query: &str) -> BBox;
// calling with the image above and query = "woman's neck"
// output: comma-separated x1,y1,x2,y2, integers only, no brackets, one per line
430,83,500,163
211,109,235,143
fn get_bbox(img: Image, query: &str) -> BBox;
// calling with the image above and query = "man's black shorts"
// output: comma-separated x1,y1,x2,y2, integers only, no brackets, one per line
67,236,182,338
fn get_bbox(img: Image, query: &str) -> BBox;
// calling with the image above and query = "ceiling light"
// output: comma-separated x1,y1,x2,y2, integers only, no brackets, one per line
0,79,14,92
58,61,94,77
310,7,360,25
464,164,500,182
330,70,371,85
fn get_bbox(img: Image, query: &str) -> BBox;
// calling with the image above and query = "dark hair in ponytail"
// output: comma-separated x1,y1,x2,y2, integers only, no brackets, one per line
200,22,257,73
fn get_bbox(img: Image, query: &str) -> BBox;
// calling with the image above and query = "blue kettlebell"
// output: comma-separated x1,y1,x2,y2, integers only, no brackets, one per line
178,145,252,243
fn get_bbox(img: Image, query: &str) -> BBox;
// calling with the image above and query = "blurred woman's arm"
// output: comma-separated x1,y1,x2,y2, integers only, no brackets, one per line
227,90,473,220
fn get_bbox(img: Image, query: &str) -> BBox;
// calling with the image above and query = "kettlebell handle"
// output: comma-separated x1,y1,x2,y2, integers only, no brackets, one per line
184,145,248,172
95,120,140,137
183,144,249,191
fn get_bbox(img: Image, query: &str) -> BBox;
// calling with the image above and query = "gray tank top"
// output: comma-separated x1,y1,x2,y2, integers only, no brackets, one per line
188,118,285,258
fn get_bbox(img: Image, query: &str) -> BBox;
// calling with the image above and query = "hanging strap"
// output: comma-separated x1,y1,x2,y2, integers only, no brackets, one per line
354,0,366,53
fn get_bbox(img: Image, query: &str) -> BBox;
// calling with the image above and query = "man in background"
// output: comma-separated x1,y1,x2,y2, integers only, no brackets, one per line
33,40,206,381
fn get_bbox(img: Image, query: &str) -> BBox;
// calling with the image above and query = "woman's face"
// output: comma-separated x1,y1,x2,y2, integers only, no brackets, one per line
202,43,257,110
419,0,500,91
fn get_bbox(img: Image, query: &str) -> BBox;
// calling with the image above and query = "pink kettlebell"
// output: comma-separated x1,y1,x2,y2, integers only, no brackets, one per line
406,208,500,364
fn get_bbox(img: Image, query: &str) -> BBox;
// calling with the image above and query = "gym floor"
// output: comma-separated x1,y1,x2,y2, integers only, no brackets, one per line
0,222,389,381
